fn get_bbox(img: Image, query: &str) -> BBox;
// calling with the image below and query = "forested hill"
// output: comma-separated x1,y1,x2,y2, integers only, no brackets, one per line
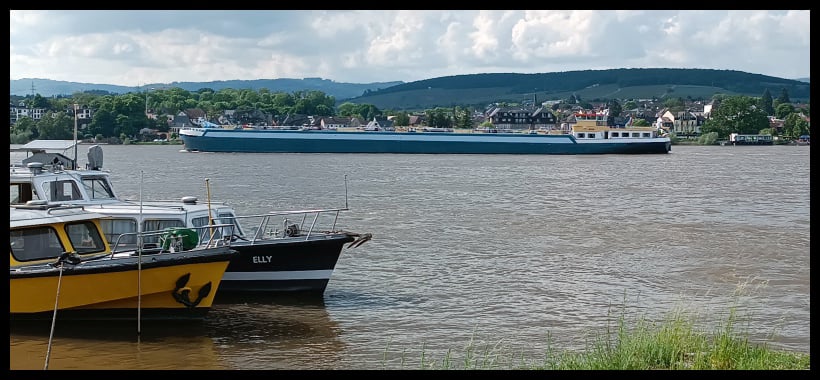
348,68,810,110
11,68,809,111
9,77,404,100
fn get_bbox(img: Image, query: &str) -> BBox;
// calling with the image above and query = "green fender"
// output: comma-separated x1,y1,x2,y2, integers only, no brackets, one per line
161,227,199,251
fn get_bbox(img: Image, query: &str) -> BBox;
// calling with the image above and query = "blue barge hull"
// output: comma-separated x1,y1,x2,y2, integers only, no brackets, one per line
180,129,672,154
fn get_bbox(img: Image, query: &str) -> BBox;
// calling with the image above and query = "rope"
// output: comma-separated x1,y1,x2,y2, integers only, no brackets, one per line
44,262,65,370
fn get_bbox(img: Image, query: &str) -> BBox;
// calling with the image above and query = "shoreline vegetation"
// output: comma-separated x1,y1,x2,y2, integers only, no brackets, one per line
381,293,809,370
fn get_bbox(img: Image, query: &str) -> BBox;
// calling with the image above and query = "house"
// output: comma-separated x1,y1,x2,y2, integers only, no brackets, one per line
279,113,311,127
183,109,207,125
348,117,364,129
486,106,557,130
9,102,47,125
652,108,702,136
365,117,394,131
408,115,426,127
659,110,702,137
217,110,237,126
171,111,193,131
319,117,349,130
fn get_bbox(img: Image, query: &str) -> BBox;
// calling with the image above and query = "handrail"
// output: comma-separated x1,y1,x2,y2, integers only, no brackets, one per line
220,207,348,220
219,208,346,244
110,223,235,254
45,205,86,214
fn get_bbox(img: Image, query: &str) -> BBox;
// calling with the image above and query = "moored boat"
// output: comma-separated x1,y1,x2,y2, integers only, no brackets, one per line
10,202,235,321
179,112,671,154
796,135,810,146
10,141,371,296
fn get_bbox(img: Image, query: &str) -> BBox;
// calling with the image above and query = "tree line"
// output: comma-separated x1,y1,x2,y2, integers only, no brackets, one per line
9,86,811,144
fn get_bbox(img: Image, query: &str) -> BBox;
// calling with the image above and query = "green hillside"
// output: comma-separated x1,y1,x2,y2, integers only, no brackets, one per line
348,68,809,110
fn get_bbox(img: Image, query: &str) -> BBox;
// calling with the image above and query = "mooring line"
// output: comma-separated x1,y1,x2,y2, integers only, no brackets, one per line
44,261,65,370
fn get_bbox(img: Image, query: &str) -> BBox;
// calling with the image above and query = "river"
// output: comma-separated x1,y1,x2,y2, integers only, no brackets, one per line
9,144,811,369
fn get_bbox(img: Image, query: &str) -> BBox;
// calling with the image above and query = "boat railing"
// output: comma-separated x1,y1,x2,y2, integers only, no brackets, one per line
224,208,348,244
110,223,236,254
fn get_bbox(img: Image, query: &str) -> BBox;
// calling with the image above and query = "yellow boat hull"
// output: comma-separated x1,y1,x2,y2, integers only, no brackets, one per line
11,259,230,321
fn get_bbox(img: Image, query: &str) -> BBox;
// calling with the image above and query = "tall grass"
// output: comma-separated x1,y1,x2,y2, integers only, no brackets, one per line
380,287,810,370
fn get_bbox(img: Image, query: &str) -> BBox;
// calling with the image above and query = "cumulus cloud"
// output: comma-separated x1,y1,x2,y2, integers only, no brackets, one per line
9,10,810,86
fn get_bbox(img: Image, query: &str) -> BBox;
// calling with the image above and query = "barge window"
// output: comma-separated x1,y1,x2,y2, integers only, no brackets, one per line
10,226,65,262
632,133,640,137
611,132,620,137
65,221,107,254
577,133,586,138
642,133,651,138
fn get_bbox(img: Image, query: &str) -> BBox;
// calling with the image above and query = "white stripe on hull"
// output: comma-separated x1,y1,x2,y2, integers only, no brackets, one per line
222,269,333,281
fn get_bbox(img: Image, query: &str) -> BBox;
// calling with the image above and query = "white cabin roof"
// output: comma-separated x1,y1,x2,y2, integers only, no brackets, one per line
10,205,106,229
15,139,78,152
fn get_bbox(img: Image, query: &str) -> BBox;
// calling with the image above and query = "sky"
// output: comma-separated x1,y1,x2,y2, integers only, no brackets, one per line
9,10,811,87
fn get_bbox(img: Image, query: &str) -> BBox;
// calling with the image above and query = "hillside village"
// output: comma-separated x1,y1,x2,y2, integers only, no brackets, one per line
10,96,808,144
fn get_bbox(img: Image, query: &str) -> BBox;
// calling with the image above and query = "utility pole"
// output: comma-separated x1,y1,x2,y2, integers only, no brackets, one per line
73,103,79,169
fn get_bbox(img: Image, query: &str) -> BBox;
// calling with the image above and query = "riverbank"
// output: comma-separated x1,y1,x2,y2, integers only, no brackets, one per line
131,140,183,145
392,302,811,370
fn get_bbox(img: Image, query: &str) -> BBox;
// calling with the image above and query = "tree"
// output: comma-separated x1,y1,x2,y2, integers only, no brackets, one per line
632,119,651,127
426,109,451,128
782,113,809,139
36,111,74,140
607,99,622,118
700,95,769,138
26,94,50,109
13,116,36,136
697,131,719,145
760,88,774,116
775,103,795,119
393,112,410,127
88,103,117,138
456,108,473,129
663,98,685,112
777,87,791,104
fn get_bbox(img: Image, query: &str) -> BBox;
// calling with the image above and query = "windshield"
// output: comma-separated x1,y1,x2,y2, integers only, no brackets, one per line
82,176,117,200
65,221,107,254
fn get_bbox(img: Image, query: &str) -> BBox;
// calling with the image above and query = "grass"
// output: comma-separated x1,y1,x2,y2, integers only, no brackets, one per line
380,291,810,370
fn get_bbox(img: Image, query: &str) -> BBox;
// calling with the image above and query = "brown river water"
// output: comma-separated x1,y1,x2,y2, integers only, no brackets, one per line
9,144,810,369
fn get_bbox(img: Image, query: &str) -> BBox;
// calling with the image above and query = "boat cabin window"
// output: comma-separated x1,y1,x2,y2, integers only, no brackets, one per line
192,216,223,242
99,218,138,247
143,219,186,244
65,221,107,254
218,211,244,237
10,183,38,205
81,177,117,200
632,133,640,138
45,180,83,202
642,132,652,138
10,226,66,262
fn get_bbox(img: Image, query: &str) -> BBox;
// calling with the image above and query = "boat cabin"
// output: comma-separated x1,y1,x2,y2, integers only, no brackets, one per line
11,147,243,250
571,112,661,140
728,133,774,145
10,203,109,267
